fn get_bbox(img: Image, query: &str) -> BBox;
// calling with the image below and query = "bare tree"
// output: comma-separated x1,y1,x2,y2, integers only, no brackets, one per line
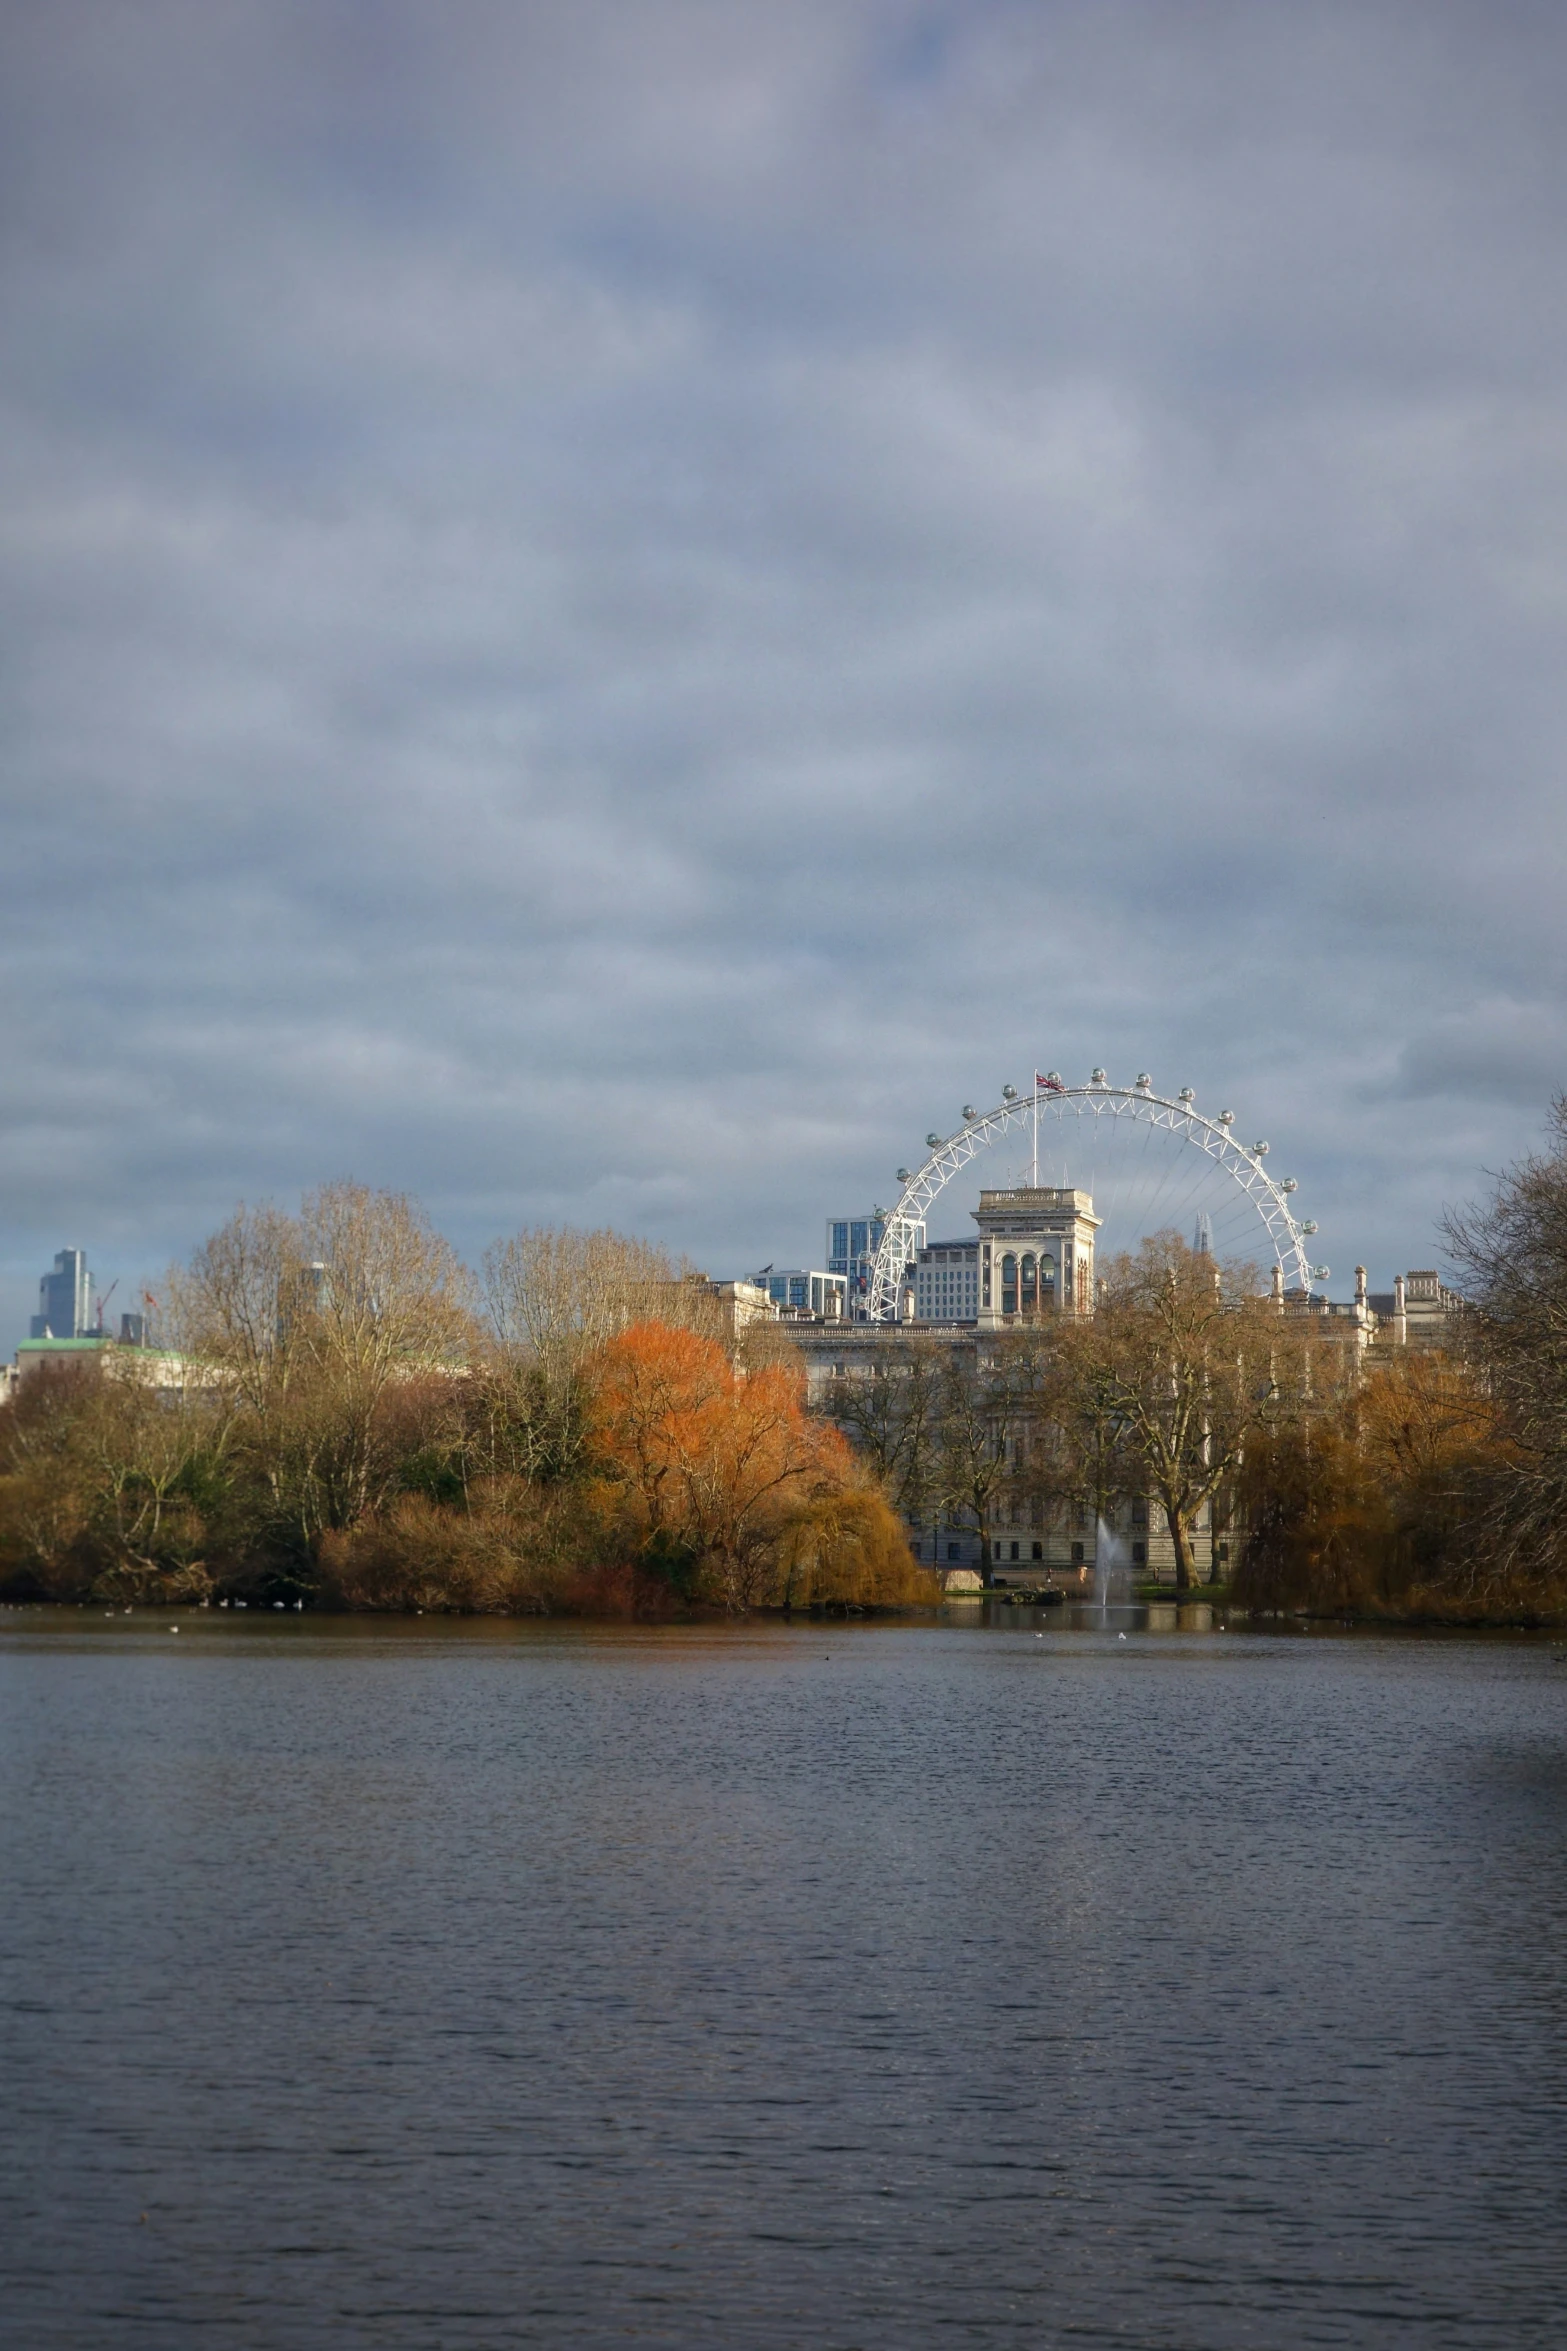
478,1226,680,1485
482,1226,677,1377
824,1338,945,1527
1442,1094,1567,1580
926,1341,1055,1574
1043,1329,1141,1547
1078,1236,1311,1591
171,1185,474,1549
164,1201,306,1419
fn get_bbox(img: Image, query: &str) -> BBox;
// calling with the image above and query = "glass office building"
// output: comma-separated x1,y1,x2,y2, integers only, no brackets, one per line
29,1248,93,1339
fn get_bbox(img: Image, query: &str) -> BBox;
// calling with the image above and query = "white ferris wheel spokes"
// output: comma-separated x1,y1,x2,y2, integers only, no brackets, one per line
864,1073,1322,1322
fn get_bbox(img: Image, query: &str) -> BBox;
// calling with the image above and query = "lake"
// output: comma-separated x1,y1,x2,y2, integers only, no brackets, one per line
2,1606,1563,2348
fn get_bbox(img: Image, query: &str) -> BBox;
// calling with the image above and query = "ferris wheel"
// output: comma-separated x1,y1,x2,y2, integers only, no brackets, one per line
863,1069,1326,1322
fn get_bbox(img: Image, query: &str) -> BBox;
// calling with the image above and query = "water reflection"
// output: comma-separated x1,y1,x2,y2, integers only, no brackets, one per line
961,1596,1225,1634
1144,1600,1214,1633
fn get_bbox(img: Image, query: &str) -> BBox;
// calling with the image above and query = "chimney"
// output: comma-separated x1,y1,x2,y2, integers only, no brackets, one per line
1355,1265,1368,1309
1393,1272,1407,1344
1270,1262,1284,1308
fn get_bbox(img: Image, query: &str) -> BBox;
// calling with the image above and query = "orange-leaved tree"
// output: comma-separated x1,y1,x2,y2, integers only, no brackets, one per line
589,1321,911,1610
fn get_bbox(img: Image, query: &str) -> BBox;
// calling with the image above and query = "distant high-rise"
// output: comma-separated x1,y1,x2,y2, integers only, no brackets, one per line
826,1211,925,1314
30,1248,93,1339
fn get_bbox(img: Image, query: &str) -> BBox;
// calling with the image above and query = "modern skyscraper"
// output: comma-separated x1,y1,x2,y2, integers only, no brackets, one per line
30,1248,93,1339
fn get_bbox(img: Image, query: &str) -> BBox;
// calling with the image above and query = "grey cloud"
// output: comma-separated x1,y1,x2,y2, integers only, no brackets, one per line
1391,1001,1567,1108
4,1,1567,1343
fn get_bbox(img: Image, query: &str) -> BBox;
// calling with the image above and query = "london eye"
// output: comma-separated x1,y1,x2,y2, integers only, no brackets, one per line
864,1071,1325,1321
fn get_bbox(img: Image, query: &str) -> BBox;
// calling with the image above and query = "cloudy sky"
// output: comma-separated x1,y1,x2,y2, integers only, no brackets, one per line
4,0,1565,1342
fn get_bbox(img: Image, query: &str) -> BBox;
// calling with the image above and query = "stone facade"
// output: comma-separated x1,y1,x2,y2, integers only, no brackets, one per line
973,1187,1099,1327
785,1319,1217,1588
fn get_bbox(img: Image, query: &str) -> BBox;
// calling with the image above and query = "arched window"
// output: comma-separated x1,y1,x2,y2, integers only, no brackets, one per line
1020,1253,1037,1311
1001,1253,1018,1314
1041,1251,1057,1290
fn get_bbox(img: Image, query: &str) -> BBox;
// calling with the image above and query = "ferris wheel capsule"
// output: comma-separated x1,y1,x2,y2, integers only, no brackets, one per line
1001,1085,1017,1101
1135,1073,1151,1089
1281,1177,1298,1193
1218,1110,1235,1125
897,1168,911,1184
1301,1220,1318,1236
962,1105,977,1121
925,1132,943,1148
1179,1086,1195,1103
1253,1140,1269,1156
1312,1264,1331,1282
1090,1068,1107,1085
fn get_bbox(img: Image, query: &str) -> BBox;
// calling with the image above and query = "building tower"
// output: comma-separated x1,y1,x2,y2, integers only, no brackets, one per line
973,1189,1100,1329
30,1248,93,1339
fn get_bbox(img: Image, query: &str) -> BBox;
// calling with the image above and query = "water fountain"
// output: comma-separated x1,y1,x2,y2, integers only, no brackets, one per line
1094,1516,1128,1611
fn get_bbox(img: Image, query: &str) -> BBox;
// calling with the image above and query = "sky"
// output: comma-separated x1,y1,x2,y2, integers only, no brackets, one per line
3,0,1566,1344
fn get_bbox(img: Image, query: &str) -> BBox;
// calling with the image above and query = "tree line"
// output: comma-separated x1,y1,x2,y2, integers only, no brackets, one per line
0,1188,930,1614
5,1103,1567,1619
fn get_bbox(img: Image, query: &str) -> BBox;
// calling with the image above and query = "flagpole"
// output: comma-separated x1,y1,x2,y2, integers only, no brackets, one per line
1032,1076,1038,1188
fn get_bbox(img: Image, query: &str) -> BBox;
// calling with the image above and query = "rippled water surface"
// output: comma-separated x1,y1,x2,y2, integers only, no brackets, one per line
2,1608,1565,2348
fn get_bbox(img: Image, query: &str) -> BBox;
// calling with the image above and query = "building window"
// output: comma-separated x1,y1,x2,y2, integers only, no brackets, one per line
1009,1541,1019,1561
1041,1252,1056,1288
947,1542,960,1561
1021,1252,1036,1311
1132,1541,1147,1566
1131,1496,1147,1528
1070,1541,1084,1565
1031,1541,1043,1562
1001,1253,1017,1314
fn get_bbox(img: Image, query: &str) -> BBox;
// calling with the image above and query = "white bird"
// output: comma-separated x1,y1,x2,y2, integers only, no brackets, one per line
1118,1632,1127,1641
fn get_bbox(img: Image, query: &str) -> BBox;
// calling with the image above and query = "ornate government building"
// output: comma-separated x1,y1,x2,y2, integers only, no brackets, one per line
756,1180,1464,1591
912,1187,1100,1327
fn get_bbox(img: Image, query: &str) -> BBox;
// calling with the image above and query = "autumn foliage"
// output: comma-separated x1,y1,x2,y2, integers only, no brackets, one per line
317,1320,927,1614
0,1196,933,1615
588,1322,929,1611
